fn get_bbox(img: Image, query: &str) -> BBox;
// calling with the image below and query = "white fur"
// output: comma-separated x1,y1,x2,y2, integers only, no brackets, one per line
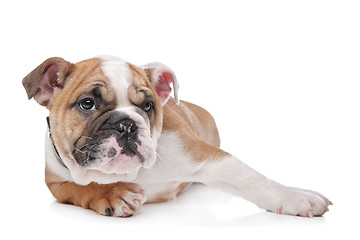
112,191,145,217
136,132,200,182
135,131,202,202
194,155,328,216
135,132,328,215
98,55,132,108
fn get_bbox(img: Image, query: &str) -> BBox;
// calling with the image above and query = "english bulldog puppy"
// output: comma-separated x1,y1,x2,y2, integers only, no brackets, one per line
23,56,332,218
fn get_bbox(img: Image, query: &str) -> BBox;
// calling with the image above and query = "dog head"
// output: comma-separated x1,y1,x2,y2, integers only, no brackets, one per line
23,56,178,180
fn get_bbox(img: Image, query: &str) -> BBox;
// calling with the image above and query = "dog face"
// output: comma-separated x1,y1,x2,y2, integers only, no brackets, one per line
23,56,178,175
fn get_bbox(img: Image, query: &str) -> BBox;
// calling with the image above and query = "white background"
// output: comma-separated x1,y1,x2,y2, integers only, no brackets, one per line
1,0,359,239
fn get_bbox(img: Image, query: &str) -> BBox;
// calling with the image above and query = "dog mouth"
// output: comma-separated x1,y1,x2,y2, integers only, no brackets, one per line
118,146,146,164
93,137,149,174
72,134,153,174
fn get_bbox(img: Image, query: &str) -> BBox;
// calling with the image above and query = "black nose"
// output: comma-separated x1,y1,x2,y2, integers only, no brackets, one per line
115,119,138,139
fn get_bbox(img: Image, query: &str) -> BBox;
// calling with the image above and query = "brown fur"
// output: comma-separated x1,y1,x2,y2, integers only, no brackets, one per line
48,58,117,158
163,99,229,162
45,166,144,216
23,57,73,106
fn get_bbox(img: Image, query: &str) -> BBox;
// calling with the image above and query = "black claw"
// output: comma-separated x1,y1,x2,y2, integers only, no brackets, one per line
105,208,112,216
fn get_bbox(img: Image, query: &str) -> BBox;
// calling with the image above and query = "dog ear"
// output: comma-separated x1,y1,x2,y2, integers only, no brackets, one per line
140,62,179,106
22,57,73,106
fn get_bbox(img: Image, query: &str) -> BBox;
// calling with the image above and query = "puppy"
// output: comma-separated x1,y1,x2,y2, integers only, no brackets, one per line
23,56,331,217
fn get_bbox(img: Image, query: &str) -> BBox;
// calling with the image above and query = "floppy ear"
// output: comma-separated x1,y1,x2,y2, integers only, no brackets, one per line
22,57,72,106
140,62,179,106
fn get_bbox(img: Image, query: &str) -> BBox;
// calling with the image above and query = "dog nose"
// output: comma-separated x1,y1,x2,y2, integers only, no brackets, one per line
116,119,138,139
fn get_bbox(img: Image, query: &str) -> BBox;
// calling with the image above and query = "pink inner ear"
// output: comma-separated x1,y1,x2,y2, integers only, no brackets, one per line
35,64,59,103
156,72,173,101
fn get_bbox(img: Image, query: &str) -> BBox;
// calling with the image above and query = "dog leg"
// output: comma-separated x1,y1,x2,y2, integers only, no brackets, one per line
192,142,332,217
45,167,146,217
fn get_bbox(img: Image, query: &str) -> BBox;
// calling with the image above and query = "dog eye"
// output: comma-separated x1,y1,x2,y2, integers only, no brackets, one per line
79,98,96,111
143,101,154,112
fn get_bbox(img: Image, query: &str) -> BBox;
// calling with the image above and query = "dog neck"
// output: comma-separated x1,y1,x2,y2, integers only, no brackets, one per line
46,117,68,169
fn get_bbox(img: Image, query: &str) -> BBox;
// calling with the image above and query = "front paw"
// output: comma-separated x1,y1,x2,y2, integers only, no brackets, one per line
89,182,146,217
265,187,332,217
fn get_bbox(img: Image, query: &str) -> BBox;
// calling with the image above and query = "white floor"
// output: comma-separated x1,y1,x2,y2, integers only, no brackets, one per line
3,181,356,240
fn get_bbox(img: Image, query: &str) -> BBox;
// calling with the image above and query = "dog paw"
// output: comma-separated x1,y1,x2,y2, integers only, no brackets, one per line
89,182,146,217
265,187,332,217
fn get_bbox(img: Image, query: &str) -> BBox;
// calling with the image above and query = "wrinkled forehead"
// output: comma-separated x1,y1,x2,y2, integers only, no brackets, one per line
68,55,151,110
97,55,133,107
